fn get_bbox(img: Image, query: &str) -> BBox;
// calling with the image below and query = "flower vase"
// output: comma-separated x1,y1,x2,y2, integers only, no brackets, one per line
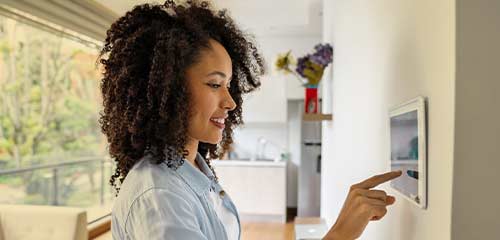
304,85,319,113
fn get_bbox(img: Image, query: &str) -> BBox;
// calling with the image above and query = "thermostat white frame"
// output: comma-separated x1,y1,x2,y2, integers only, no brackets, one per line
389,96,427,209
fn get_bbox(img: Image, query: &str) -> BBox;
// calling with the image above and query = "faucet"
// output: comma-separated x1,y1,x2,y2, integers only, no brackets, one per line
252,137,287,162
251,137,265,161
257,137,268,159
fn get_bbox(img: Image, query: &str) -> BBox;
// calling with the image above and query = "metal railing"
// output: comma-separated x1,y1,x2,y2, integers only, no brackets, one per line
0,156,113,207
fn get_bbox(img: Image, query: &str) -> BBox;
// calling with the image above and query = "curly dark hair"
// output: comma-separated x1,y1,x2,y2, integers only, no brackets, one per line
97,0,265,194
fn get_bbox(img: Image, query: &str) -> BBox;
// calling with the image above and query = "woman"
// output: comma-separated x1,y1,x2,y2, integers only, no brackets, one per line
98,1,402,239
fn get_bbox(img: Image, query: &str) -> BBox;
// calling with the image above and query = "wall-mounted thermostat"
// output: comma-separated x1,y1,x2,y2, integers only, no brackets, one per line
389,96,427,209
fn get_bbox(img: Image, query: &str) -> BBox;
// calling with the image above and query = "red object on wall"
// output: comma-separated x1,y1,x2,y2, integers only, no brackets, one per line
305,86,318,113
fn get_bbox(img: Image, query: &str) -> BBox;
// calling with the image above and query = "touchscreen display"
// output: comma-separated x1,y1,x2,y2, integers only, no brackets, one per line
390,110,420,203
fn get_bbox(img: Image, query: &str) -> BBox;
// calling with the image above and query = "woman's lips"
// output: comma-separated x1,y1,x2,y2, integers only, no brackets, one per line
210,118,225,129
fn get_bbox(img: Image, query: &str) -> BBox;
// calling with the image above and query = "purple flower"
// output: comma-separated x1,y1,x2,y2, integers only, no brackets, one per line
296,54,311,78
310,43,333,67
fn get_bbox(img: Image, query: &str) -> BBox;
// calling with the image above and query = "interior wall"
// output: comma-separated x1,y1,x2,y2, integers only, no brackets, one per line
320,0,455,239
451,0,500,239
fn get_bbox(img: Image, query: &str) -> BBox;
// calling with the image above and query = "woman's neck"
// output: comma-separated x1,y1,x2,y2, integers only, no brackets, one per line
185,138,200,170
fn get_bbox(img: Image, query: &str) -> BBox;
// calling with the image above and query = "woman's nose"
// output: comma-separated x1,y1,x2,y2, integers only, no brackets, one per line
222,89,237,111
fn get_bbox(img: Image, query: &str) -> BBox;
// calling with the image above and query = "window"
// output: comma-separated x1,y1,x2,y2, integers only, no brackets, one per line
0,7,113,223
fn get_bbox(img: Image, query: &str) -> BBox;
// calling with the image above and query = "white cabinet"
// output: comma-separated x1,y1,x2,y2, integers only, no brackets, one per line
212,160,287,222
286,76,306,100
241,35,320,123
241,74,287,123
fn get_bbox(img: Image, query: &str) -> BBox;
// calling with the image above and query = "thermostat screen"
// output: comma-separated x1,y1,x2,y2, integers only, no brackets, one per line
390,110,419,202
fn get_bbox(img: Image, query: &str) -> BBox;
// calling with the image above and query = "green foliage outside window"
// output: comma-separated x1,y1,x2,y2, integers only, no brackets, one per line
0,14,112,211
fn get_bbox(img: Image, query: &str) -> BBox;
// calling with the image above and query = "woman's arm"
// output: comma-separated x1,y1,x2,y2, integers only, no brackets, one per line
323,171,402,240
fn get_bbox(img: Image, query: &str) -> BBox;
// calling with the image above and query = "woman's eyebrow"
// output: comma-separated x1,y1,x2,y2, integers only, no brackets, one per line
206,71,232,80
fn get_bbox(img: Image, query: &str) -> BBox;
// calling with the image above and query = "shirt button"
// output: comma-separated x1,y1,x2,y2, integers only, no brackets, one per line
219,190,225,197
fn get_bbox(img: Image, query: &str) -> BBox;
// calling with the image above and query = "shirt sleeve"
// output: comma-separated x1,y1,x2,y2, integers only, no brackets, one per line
124,188,208,240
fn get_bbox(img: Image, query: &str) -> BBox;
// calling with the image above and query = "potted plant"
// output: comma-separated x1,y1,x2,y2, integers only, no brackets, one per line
275,43,333,113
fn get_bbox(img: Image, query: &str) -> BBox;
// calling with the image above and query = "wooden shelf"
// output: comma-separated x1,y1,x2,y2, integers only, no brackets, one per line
302,113,333,121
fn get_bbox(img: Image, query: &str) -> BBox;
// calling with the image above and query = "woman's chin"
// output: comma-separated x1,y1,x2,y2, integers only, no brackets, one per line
198,130,223,145
204,137,222,145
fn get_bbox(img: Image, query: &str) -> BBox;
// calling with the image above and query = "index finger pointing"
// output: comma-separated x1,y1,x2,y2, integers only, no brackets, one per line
353,171,402,189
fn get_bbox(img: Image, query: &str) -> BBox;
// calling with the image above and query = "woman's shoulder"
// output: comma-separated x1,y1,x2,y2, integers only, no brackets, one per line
111,156,198,227
122,155,184,191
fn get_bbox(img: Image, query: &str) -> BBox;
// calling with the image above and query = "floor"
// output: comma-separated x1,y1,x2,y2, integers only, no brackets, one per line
241,221,295,240
94,221,295,240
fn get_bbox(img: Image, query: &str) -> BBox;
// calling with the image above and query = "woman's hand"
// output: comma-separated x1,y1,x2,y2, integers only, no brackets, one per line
323,171,402,240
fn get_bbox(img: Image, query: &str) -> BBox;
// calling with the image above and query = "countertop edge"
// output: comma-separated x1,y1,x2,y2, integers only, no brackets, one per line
211,160,287,167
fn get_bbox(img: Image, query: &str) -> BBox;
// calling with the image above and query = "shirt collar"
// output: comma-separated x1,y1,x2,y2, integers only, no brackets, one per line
175,152,215,194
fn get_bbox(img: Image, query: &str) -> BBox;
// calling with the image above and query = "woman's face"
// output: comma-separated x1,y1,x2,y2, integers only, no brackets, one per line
185,39,237,145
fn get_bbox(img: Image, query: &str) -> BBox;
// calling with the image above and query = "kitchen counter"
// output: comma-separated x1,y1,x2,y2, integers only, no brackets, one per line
211,159,286,167
211,159,287,223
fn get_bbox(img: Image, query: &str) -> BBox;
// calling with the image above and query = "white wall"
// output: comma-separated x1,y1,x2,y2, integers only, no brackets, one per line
451,1,500,239
320,1,455,239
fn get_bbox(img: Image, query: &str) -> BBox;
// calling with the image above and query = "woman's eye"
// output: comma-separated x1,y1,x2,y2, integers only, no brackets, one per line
207,83,221,89
206,82,231,90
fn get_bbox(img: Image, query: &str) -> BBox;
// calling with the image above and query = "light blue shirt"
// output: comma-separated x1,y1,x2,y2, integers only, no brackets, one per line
111,152,241,240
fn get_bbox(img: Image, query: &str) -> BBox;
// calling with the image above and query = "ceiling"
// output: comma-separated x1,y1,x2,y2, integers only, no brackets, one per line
93,0,322,37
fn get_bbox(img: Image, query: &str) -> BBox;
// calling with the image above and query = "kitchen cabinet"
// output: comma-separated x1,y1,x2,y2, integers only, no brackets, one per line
212,160,287,223
241,75,287,123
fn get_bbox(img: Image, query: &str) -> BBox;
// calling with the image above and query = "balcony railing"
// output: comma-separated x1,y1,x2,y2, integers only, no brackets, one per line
0,156,114,224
